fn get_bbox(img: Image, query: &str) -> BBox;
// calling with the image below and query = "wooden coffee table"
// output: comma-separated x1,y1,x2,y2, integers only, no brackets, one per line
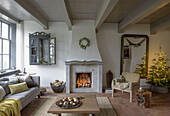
48,94,100,116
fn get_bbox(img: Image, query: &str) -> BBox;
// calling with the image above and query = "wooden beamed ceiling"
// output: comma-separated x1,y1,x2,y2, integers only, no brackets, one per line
0,0,170,33
14,0,48,29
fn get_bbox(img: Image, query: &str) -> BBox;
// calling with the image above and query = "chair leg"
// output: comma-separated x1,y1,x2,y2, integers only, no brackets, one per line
130,91,132,102
112,88,114,97
38,95,40,98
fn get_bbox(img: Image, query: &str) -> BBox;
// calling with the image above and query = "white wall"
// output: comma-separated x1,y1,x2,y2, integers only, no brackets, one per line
16,21,24,71
18,21,170,88
22,21,72,87
149,28,170,66
97,23,170,87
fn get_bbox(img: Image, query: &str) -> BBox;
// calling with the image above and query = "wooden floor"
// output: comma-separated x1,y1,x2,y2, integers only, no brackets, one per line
21,89,170,116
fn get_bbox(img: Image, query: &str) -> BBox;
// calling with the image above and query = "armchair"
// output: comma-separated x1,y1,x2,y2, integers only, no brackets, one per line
112,72,140,102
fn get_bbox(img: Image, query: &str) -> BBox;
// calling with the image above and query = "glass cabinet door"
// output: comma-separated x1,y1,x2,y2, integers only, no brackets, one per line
49,38,56,64
30,38,39,64
39,39,50,64
29,32,56,65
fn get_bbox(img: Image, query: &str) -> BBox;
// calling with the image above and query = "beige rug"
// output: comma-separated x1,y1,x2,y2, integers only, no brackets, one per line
31,97,117,116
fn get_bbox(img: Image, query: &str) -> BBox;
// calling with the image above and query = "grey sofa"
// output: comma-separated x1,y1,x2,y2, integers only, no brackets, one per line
0,70,40,110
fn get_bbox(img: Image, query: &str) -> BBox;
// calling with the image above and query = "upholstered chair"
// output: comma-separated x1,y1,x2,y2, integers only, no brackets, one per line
112,72,140,102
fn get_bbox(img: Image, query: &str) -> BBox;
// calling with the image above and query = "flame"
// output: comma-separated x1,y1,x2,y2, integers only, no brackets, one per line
76,73,91,88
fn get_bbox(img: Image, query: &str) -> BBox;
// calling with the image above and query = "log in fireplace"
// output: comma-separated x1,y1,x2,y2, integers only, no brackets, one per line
76,72,91,88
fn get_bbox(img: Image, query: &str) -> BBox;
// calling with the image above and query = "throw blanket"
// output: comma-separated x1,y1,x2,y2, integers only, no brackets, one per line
0,98,21,116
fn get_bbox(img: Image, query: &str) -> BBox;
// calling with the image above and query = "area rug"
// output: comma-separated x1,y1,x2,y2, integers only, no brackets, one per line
31,97,117,116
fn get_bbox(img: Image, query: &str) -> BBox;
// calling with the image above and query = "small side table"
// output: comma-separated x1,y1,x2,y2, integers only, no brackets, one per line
135,90,152,108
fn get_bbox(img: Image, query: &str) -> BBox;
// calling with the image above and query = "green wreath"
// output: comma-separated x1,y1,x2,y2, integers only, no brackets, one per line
79,37,90,50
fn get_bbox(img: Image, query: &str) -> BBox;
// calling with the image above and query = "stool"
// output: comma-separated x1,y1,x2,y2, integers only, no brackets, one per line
135,90,152,108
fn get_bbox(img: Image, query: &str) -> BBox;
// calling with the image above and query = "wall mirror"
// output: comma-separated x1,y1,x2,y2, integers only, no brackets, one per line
120,34,149,78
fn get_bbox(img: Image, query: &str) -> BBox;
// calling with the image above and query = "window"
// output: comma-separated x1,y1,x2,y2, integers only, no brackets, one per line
0,21,10,71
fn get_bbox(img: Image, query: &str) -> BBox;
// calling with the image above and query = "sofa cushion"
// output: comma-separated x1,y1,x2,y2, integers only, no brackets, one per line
17,74,37,88
0,79,18,95
8,76,18,81
9,87,39,100
0,77,9,81
0,85,6,101
9,82,29,95
122,72,140,83
3,87,39,108
3,94,25,103
17,74,32,82
0,74,16,81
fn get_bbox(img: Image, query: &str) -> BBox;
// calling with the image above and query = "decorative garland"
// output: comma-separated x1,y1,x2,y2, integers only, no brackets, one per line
79,37,90,50
126,38,145,47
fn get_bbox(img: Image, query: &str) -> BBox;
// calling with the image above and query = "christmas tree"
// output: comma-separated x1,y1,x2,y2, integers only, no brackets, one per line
135,54,146,77
147,49,170,87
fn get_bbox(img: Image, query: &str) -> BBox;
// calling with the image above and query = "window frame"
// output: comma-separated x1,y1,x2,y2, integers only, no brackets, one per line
0,20,11,71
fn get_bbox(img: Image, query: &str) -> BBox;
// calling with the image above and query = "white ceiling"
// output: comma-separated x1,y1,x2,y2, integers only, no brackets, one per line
67,0,101,20
27,0,64,21
0,0,170,33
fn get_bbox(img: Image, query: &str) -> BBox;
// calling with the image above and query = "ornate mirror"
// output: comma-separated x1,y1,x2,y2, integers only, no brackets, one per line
120,34,149,78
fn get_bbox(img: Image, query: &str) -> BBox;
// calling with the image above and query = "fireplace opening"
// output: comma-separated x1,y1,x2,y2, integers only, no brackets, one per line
76,72,92,88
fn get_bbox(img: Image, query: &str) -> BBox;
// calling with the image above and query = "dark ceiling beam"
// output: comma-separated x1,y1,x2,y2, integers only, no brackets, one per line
151,14,170,34
95,0,119,30
118,0,170,33
56,0,72,30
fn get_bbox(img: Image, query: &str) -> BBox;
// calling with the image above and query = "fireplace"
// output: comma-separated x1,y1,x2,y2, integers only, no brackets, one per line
65,61,103,93
76,72,91,88
65,21,103,93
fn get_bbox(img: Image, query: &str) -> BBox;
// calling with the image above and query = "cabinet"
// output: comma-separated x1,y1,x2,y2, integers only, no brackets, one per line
29,32,56,65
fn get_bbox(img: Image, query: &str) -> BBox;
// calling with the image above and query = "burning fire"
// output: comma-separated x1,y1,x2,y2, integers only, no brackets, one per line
76,73,91,88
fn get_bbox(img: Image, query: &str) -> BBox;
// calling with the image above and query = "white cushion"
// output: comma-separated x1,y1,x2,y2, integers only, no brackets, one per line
0,85,6,101
116,82,129,90
9,76,18,81
17,74,32,82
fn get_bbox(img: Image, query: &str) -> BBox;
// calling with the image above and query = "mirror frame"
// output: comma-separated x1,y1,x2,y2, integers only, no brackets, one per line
120,34,149,76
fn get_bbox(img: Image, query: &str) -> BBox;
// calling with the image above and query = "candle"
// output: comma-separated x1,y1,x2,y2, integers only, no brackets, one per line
72,102,76,106
59,102,63,105
68,98,72,102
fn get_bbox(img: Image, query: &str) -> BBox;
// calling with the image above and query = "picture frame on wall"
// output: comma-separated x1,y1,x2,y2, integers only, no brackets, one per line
123,46,131,59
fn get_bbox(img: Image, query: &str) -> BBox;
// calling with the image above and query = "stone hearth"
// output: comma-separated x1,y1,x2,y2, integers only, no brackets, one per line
65,61,103,93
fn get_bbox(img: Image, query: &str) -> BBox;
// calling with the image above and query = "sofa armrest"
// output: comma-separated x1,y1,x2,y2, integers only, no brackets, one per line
31,76,40,88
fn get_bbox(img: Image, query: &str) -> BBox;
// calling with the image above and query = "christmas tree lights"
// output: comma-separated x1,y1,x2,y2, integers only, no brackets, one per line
135,53,146,77
147,49,170,87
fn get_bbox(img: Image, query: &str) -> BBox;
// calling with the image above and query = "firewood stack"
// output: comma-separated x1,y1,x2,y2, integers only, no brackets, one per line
50,80,65,87
76,73,91,87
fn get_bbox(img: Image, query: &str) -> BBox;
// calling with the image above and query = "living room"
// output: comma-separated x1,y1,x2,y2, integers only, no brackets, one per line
0,0,170,116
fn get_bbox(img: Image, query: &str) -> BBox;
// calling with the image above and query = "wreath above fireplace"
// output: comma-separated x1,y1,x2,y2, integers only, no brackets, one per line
79,37,90,50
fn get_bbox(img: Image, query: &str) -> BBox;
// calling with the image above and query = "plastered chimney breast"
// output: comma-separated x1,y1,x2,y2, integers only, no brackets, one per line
66,20,102,62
